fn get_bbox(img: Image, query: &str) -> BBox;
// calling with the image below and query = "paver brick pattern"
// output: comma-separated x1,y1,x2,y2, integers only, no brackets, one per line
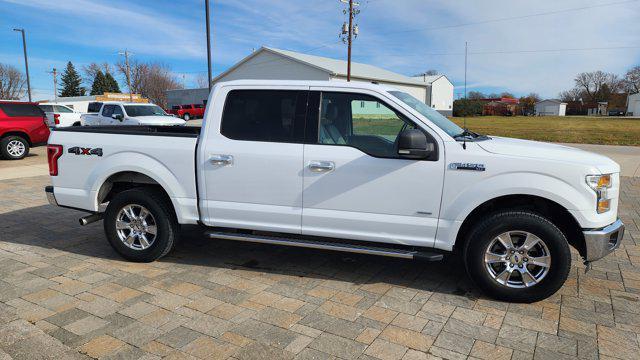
0,174,638,359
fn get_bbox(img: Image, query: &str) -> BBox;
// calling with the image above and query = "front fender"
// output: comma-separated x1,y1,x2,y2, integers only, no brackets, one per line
434,172,593,251
443,172,592,222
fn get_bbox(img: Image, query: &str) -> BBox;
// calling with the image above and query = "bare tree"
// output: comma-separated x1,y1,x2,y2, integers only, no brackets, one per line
83,62,115,86
117,60,183,108
574,71,622,102
196,73,210,89
0,63,27,100
467,91,485,100
624,65,640,94
559,88,583,102
414,69,439,77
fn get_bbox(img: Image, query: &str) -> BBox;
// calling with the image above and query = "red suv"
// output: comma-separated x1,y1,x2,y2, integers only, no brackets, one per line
167,103,205,120
0,101,50,160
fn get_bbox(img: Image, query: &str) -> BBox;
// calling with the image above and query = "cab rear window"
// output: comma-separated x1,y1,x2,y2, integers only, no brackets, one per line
0,103,44,117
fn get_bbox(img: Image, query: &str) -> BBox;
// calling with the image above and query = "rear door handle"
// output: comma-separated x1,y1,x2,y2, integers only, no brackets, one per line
209,154,233,166
309,161,335,173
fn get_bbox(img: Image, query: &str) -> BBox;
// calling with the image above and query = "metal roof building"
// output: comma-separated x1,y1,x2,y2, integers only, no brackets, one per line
166,47,454,115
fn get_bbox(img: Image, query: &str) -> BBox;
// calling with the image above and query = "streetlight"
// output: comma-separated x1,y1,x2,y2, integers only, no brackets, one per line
12,28,32,102
205,0,213,91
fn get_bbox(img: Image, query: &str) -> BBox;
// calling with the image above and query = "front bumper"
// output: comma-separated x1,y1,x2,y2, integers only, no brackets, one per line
582,219,624,262
45,186,58,206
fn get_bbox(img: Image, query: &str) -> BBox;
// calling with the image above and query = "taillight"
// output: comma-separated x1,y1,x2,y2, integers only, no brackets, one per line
53,113,60,125
47,145,63,176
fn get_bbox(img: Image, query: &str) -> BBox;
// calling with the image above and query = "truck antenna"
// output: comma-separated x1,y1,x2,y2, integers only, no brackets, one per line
463,41,468,150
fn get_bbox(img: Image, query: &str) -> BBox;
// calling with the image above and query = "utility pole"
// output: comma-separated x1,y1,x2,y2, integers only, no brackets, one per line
13,28,32,102
339,0,359,81
118,50,133,102
205,0,213,91
47,68,58,103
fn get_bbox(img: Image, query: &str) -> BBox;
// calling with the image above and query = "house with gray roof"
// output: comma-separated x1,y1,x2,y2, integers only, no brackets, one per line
166,47,454,115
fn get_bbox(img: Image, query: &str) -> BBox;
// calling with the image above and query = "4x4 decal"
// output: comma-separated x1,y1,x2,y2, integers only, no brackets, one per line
68,146,103,157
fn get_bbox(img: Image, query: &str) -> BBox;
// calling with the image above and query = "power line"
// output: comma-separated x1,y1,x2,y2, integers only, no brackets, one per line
359,45,640,58
385,0,638,35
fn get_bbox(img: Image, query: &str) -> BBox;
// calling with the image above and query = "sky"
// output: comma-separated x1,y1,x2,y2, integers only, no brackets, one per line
1,0,639,101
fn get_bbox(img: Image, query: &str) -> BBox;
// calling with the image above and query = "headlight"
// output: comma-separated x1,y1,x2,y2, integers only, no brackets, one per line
586,174,612,213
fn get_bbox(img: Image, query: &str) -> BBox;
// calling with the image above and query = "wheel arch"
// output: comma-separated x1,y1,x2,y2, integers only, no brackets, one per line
454,194,586,258
1,131,32,145
93,170,183,223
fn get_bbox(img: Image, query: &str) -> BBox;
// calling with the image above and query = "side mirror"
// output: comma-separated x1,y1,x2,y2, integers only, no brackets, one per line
398,129,435,159
112,114,124,121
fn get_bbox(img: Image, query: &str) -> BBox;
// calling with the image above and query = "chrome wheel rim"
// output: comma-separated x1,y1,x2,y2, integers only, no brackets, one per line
7,140,25,157
115,204,157,250
484,231,551,288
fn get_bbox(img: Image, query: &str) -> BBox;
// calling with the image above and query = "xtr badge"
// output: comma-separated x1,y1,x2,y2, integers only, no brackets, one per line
449,163,485,171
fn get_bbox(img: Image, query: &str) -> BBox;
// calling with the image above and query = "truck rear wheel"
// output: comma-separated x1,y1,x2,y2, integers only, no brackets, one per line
463,211,571,303
103,188,178,262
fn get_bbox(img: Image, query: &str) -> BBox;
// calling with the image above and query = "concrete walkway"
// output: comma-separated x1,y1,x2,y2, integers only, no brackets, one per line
0,147,49,181
561,143,640,177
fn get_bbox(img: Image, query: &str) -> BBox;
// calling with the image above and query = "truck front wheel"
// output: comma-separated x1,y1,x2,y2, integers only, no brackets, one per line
463,211,571,303
103,188,178,262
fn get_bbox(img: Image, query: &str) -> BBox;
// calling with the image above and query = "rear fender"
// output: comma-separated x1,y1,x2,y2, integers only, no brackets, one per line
88,152,196,223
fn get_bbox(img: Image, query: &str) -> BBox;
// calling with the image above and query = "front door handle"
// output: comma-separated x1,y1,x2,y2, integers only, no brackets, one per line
309,161,335,173
209,154,233,166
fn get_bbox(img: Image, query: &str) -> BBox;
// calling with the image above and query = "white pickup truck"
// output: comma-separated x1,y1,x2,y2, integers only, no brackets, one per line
81,102,185,126
38,103,84,127
45,80,624,302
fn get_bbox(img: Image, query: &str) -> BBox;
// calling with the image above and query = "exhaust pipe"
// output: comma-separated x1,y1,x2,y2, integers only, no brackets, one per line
79,213,104,226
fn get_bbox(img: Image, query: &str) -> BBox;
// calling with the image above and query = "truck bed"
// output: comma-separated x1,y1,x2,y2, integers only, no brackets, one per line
48,126,200,223
54,125,201,137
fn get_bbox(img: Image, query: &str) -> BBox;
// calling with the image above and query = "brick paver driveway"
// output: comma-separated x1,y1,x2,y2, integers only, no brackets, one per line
0,174,638,360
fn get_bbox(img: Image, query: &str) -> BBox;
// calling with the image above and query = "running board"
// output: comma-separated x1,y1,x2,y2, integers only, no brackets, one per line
206,231,444,261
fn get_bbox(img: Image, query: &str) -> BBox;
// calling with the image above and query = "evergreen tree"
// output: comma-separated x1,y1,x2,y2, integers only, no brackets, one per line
59,61,83,97
104,72,121,93
90,71,108,95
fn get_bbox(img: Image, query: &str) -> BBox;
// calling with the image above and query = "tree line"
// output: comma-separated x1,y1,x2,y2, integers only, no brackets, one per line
0,60,183,108
559,66,640,103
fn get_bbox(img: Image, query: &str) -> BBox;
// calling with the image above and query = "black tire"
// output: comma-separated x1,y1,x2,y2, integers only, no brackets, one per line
463,211,571,303
0,136,30,160
72,122,81,126
103,188,178,262
183,113,190,121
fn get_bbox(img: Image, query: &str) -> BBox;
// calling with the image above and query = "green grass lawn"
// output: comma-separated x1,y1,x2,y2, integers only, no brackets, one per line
450,116,640,146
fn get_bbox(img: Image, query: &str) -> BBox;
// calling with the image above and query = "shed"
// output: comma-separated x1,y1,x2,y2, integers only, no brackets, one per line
627,93,640,116
535,99,567,116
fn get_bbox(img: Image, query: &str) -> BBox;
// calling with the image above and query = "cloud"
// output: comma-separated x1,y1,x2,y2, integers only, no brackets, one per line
2,0,205,58
1,0,638,98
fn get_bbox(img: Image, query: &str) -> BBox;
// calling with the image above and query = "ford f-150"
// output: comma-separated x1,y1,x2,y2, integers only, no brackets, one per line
45,80,624,302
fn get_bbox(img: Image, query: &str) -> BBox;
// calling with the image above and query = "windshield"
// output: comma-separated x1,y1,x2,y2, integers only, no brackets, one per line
124,105,167,117
389,91,463,137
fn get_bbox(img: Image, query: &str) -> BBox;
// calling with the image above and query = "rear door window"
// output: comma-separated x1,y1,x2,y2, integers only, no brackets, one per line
0,103,44,117
87,102,103,113
220,90,308,143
